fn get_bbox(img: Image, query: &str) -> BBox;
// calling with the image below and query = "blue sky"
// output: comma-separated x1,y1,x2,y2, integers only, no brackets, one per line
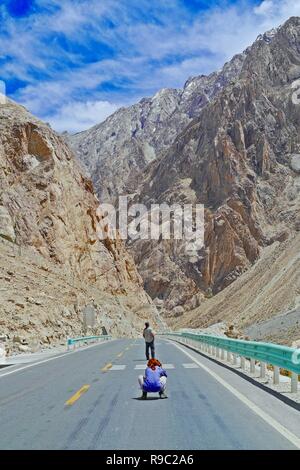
0,0,299,133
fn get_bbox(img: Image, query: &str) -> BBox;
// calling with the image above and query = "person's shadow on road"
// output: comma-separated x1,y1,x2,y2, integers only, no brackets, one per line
132,397,161,401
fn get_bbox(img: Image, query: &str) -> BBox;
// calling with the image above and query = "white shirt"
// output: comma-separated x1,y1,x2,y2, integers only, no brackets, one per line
144,327,154,343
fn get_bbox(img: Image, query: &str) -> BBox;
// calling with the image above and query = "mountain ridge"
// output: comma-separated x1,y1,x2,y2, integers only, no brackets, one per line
70,50,245,203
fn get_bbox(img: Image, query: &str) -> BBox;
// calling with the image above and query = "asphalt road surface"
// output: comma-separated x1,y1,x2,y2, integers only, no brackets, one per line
0,338,299,450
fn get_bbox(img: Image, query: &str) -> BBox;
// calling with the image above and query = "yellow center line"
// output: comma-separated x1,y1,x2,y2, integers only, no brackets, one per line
65,385,90,406
101,362,113,372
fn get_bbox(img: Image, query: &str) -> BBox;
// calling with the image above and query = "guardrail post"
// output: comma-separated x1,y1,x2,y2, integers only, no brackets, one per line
221,349,225,360
216,348,220,359
260,362,266,379
232,354,237,365
250,358,255,374
226,351,231,362
240,356,245,370
273,366,280,385
291,372,298,393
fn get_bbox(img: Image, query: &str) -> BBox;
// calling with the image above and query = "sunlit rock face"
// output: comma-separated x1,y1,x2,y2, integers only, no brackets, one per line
0,100,158,354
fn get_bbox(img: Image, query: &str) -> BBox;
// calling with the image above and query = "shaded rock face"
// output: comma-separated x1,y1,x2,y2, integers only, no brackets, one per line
0,100,158,354
72,17,300,318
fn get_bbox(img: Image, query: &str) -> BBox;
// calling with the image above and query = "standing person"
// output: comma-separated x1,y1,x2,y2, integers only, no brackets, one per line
143,322,155,360
138,358,168,399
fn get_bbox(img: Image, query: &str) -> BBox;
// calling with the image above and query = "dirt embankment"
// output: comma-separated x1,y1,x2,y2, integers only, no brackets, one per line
172,233,300,345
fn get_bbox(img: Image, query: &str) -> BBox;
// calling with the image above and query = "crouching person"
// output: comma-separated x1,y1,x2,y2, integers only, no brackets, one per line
138,358,168,399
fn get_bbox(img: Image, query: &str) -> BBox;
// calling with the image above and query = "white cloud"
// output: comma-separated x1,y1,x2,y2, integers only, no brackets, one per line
254,0,300,19
254,0,275,16
2,0,300,132
44,100,119,133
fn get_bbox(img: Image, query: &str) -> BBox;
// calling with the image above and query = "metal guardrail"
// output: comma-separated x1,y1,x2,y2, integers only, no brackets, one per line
159,332,300,393
67,335,112,350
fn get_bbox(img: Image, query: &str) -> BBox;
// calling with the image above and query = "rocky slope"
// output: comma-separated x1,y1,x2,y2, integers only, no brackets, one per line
172,233,300,345
71,17,300,330
0,99,158,354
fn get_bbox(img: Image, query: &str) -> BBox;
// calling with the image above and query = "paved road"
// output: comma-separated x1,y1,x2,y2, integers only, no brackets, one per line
0,338,299,450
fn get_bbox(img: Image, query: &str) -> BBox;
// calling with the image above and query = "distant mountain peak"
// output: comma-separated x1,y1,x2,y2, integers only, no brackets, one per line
256,27,279,44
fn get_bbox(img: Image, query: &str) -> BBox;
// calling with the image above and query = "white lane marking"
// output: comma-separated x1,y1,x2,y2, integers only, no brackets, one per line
172,341,300,449
0,340,115,380
110,365,126,371
183,363,199,368
134,363,175,370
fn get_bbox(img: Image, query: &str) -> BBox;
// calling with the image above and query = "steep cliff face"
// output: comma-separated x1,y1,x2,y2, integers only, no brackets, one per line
130,17,300,315
0,100,158,354
71,17,300,323
70,53,245,203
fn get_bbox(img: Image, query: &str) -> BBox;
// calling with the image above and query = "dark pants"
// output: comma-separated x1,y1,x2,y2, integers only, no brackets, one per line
145,341,155,360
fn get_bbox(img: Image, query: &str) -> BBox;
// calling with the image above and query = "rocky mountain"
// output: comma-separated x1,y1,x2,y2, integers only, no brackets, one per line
71,17,300,340
70,53,245,203
0,99,158,355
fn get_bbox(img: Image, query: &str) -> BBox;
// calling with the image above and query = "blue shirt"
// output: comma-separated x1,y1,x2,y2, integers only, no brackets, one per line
143,366,167,392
